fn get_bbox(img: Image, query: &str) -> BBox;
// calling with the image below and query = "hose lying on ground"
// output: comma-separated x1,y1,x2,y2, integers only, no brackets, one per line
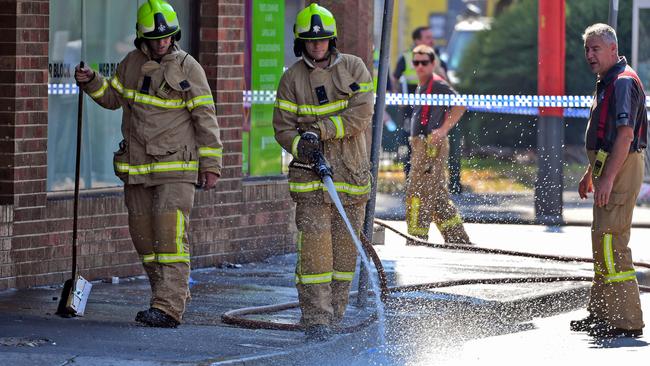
221,219,650,331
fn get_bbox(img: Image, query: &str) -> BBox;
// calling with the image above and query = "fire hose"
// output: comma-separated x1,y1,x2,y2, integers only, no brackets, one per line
222,223,650,332
221,156,650,333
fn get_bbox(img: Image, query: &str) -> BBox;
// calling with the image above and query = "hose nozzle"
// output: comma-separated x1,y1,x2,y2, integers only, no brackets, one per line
311,151,333,179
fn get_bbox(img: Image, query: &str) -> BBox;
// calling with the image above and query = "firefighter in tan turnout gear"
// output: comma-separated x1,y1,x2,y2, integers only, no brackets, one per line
571,23,646,338
74,0,222,328
405,45,470,245
273,4,374,341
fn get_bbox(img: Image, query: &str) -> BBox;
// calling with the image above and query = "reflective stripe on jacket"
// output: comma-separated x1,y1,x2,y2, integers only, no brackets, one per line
81,43,223,186
273,52,374,205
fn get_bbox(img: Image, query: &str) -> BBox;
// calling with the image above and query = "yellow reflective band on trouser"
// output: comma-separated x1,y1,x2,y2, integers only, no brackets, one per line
275,99,298,113
605,270,637,284
603,233,616,274
296,272,333,285
114,161,199,176
437,214,464,232
291,134,301,158
156,253,190,263
602,233,638,284
329,115,345,139
140,253,190,264
89,79,110,99
175,209,186,256
187,95,214,111
407,197,429,236
288,180,371,195
198,147,223,158
141,254,156,263
332,271,354,282
139,212,190,265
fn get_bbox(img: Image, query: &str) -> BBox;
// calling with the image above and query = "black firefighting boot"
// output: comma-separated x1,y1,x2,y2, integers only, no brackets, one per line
588,321,643,338
135,307,180,328
305,324,332,342
569,314,602,332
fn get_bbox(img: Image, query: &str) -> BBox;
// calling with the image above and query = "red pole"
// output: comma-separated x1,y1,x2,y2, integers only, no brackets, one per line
535,0,565,224
538,0,565,117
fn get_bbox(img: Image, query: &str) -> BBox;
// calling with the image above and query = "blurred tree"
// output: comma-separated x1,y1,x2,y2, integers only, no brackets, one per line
456,0,633,149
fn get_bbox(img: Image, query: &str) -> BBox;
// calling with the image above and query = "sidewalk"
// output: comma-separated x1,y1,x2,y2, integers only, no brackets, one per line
1,203,650,364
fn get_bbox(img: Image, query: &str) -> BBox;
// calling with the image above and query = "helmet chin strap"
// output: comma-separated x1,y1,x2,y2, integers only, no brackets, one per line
309,51,331,64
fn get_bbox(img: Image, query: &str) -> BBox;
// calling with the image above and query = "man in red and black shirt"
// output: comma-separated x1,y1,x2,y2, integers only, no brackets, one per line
572,23,647,338
404,45,470,245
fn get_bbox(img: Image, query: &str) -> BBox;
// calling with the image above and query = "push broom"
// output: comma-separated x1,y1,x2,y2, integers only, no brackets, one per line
56,61,92,317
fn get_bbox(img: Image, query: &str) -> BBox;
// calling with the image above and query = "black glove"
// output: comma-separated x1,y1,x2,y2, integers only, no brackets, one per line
297,132,321,162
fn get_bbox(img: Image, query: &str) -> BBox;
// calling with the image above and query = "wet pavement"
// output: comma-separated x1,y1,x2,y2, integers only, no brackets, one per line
2,191,650,364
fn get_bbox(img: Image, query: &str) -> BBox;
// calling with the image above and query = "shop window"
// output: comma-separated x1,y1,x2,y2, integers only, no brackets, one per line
47,0,194,190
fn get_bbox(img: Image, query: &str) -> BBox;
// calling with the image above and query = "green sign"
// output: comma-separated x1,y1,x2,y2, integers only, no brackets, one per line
246,0,284,176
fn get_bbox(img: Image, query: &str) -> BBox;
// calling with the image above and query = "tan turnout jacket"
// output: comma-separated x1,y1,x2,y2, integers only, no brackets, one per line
273,52,374,205
80,43,222,186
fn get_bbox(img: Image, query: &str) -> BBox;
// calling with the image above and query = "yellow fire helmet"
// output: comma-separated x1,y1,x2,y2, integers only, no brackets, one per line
294,3,337,41
136,0,181,41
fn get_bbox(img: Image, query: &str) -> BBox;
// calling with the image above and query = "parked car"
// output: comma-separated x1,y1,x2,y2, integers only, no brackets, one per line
441,16,491,85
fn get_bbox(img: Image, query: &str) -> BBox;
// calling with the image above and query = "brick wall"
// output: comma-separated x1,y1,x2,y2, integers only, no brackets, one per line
0,1,18,206
0,0,295,291
0,0,17,290
0,0,49,289
194,0,295,266
0,206,13,289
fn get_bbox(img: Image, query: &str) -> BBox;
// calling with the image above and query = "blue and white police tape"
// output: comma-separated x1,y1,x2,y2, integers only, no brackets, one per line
48,83,79,95
44,86,649,119
243,90,650,118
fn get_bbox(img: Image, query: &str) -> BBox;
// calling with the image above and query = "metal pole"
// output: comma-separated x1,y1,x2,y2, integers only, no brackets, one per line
448,125,462,194
534,0,565,226
357,0,394,308
535,116,564,225
609,0,619,31
397,0,404,64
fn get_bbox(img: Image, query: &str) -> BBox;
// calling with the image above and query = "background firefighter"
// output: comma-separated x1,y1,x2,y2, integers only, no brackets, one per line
392,26,449,177
272,4,374,341
74,0,222,328
404,45,471,245
572,23,646,338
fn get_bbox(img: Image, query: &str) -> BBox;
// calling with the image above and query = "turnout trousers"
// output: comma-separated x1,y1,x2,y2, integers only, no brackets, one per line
405,136,470,244
125,183,195,323
587,150,645,330
294,201,366,327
